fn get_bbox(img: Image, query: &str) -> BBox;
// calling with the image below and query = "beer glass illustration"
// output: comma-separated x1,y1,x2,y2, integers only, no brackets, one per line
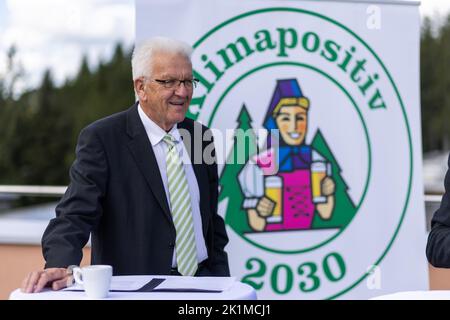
265,175,283,223
311,161,330,203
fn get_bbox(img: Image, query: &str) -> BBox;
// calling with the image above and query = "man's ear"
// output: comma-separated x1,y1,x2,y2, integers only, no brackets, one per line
134,78,146,101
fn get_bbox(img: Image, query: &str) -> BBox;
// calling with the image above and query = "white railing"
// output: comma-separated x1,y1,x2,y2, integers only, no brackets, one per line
424,194,443,203
0,185,443,244
0,185,444,202
0,185,67,197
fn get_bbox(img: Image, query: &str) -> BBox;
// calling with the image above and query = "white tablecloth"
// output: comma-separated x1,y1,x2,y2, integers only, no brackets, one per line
371,290,450,300
9,275,257,300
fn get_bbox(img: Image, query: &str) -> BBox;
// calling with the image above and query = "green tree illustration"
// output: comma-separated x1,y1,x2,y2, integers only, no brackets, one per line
220,104,258,234
311,129,357,229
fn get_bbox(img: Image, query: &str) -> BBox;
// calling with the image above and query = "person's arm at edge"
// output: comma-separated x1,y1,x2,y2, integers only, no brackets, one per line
427,153,450,267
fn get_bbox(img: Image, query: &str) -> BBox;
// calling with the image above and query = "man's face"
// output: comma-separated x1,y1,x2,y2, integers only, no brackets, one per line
136,52,193,131
275,106,308,145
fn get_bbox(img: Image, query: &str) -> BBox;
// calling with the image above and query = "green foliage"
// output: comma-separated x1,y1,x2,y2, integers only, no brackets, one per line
311,129,356,229
421,14,450,152
220,104,257,234
0,43,134,185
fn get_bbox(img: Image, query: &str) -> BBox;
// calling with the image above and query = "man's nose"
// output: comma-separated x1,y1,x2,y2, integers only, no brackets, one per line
174,82,189,96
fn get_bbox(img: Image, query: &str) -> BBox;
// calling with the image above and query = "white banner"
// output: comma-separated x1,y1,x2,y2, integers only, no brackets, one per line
136,0,428,299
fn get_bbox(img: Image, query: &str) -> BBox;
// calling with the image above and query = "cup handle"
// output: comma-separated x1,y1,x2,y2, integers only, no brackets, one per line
72,267,83,286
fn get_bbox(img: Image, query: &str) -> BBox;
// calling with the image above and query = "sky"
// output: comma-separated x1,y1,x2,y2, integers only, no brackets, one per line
0,0,134,94
420,0,450,17
0,0,449,94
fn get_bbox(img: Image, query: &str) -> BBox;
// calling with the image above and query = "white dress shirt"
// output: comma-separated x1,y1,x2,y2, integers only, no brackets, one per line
138,104,208,268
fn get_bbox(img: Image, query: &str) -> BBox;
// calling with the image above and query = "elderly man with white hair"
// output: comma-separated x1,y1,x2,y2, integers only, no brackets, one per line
21,37,230,293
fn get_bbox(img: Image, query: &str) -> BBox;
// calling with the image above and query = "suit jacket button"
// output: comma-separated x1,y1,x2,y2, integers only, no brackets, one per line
169,243,175,248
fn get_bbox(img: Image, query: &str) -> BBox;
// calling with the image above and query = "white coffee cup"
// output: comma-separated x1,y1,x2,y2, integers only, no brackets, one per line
73,265,112,299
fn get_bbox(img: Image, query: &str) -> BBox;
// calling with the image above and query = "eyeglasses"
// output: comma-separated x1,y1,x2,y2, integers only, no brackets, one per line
147,78,200,89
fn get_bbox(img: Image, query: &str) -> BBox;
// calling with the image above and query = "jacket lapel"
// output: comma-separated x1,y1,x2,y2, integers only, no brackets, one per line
192,163,210,236
125,104,172,224
178,120,210,235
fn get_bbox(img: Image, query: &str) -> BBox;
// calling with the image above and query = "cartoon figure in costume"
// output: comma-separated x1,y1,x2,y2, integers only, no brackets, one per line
239,79,336,232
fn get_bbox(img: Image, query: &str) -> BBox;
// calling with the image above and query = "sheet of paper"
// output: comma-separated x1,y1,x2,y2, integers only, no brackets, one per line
62,276,153,292
155,276,236,292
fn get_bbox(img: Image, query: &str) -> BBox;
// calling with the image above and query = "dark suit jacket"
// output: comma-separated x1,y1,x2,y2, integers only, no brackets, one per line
427,153,450,267
42,103,230,276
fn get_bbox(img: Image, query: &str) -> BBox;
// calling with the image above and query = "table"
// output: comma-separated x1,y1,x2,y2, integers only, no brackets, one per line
371,290,450,300
9,275,257,300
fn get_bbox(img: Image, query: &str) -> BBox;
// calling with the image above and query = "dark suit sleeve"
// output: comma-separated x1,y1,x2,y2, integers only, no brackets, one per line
426,153,450,267
42,125,108,268
206,134,230,276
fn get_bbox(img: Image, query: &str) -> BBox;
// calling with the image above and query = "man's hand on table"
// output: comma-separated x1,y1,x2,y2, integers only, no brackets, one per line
21,267,74,293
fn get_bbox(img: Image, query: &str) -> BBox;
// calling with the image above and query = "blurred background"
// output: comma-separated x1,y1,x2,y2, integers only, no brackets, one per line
0,0,449,298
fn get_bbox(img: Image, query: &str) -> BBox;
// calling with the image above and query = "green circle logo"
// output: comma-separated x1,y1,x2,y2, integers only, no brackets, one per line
190,8,413,299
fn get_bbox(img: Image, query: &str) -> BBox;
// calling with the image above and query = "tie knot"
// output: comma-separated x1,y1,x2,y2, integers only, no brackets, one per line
163,134,176,148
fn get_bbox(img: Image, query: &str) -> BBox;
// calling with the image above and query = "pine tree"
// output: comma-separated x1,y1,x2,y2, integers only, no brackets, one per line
0,44,135,187
311,129,356,229
437,14,450,150
220,104,258,234
420,14,450,152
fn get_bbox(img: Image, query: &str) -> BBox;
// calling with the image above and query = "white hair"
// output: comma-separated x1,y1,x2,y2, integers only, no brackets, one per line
131,36,193,81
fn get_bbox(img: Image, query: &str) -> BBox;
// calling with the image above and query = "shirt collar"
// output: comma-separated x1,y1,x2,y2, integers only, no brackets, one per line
138,103,181,146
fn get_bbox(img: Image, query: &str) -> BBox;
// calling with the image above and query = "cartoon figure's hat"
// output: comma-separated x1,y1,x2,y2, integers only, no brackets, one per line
263,79,310,130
